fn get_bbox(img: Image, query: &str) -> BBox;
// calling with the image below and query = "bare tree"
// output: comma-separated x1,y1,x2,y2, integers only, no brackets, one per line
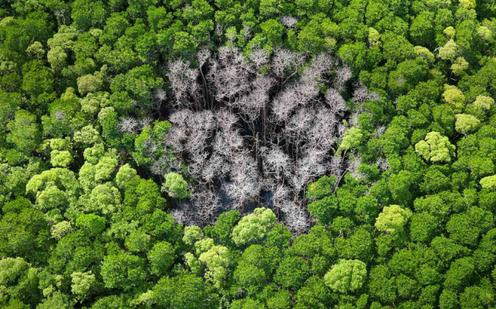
207,46,252,101
118,117,139,133
167,60,200,108
280,16,298,28
156,47,373,232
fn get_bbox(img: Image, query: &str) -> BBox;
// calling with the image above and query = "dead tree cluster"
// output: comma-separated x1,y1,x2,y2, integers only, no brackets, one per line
140,47,374,232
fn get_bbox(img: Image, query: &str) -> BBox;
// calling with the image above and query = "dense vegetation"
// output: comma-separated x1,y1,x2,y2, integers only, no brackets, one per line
1,0,496,308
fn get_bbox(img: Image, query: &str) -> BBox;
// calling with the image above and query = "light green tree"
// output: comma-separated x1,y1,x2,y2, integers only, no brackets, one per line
368,27,380,47
459,0,476,9
115,164,139,189
477,26,493,41
443,26,456,39
148,241,175,276
442,84,465,112
324,259,367,293
50,150,72,167
473,95,494,110
480,175,496,190
337,127,363,155
26,41,45,59
414,46,435,62
26,168,80,213
77,72,103,95
451,57,469,75
375,205,412,235
438,39,459,61
78,150,118,191
455,114,480,134
231,208,277,246
199,245,231,288
415,131,455,163
50,221,72,240
73,125,101,145
183,225,204,246
84,182,121,215
162,172,190,199
194,238,215,255
71,271,96,301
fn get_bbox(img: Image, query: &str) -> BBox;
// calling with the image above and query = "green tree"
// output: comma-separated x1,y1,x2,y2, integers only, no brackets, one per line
138,274,218,309
459,282,495,308
295,276,333,308
125,230,151,253
274,256,310,289
6,110,40,155
75,214,106,237
444,257,475,290
0,198,51,262
147,241,175,276
409,212,438,243
446,207,493,246
71,0,107,30
0,257,40,306
297,14,338,52
100,253,146,291
110,64,163,106
21,60,55,106
306,175,336,201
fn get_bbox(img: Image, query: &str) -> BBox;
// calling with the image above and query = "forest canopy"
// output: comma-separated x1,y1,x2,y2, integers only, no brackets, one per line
1,0,496,308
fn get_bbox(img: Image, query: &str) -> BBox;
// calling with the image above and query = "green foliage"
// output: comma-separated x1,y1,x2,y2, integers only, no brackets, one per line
6,110,40,155
100,253,146,291
306,175,336,201
147,241,175,276
3,0,496,307
71,0,107,30
0,257,40,306
75,214,106,237
139,274,218,308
